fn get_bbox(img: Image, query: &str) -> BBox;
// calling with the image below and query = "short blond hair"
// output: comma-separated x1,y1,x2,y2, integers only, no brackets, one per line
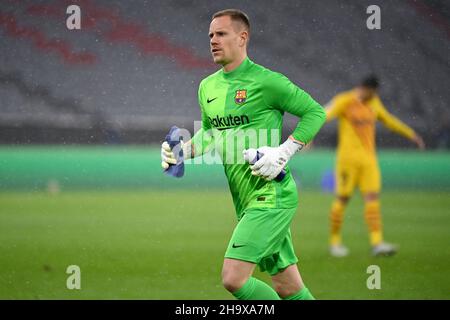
212,9,250,33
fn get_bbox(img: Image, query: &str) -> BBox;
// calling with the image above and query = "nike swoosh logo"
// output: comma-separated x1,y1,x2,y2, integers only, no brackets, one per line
232,243,246,248
207,97,218,103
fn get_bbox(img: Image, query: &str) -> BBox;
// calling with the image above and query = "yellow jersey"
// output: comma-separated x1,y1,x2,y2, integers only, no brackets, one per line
326,90,416,159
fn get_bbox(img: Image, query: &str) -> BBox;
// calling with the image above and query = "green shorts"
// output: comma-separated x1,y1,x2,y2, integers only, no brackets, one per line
224,207,299,276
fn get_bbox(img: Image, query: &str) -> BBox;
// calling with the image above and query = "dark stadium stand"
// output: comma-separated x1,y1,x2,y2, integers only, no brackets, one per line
0,0,448,147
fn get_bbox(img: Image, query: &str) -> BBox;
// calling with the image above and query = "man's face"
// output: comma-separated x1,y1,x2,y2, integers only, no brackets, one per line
356,86,377,102
209,16,246,65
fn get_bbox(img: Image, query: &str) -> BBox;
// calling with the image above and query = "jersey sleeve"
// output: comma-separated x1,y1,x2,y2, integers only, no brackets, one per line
264,72,326,144
190,80,214,157
375,96,416,140
325,94,347,122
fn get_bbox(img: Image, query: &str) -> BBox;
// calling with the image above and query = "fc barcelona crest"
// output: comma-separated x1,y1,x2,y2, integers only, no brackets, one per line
235,89,247,104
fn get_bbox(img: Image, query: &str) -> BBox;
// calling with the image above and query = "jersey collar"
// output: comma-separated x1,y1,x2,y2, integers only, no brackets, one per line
221,56,252,79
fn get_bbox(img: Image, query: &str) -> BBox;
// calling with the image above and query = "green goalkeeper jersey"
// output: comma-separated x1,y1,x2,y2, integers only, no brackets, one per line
192,57,325,218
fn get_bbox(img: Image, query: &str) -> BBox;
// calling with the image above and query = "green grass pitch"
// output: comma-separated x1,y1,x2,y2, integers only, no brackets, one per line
0,190,449,299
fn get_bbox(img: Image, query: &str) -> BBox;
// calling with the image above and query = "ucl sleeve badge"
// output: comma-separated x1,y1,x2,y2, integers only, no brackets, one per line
235,89,247,104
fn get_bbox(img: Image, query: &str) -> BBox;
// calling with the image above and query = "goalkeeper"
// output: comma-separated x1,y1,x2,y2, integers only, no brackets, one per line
161,9,325,300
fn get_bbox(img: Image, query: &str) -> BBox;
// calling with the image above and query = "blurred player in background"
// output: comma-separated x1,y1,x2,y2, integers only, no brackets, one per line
162,9,325,299
325,75,425,257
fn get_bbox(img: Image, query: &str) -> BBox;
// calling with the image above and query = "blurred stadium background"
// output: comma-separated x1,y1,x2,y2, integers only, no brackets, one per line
0,0,449,299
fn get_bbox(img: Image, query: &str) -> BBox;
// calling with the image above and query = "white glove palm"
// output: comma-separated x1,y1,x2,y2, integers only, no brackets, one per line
161,141,191,170
161,141,177,170
248,138,304,181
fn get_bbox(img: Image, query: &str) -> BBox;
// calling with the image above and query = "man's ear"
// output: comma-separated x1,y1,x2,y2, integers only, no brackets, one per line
239,30,249,47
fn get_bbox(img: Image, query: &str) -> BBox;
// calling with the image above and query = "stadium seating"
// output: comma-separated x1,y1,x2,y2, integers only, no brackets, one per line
0,0,448,146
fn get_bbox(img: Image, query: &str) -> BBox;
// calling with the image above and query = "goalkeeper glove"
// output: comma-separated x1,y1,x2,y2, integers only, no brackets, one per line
244,137,304,181
161,126,185,178
243,148,287,182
